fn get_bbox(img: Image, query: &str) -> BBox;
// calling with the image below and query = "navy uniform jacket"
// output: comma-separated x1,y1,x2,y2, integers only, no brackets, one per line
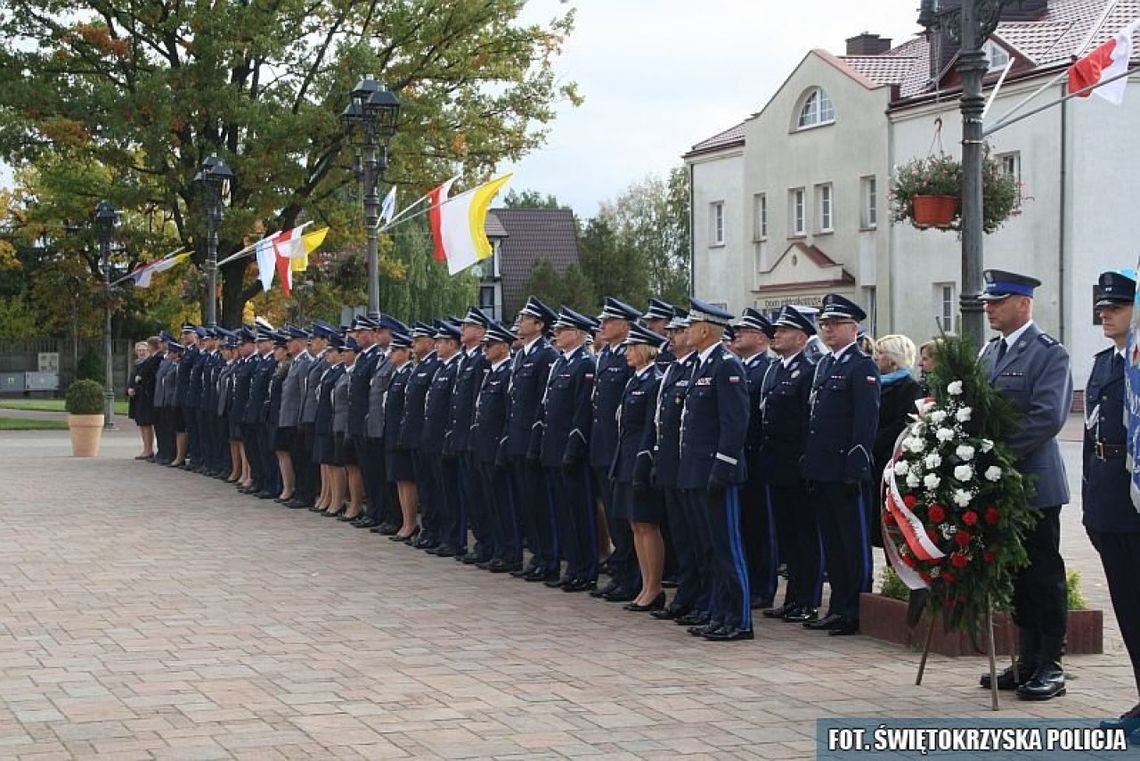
678,345,750,490
174,345,198,407
201,351,221,418
742,352,774,456
537,345,596,468
446,347,489,455
230,355,256,422
383,362,414,452
216,361,236,417
505,338,558,459
347,346,380,438
314,364,345,437
590,344,632,468
299,354,329,426
612,365,662,483
242,353,277,424
979,322,1072,508
654,353,698,488
422,354,461,455
472,359,512,465
803,343,880,483
187,346,207,409
1083,347,1140,532
398,352,440,451
756,352,815,486
654,346,676,373
267,365,286,430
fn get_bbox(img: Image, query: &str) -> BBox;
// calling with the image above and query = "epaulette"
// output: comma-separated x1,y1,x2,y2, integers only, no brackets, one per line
1038,333,1059,347
1094,345,1115,358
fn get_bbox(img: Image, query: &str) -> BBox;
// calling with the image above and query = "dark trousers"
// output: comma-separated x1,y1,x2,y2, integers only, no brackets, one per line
156,407,175,462
439,456,466,549
683,488,717,618
1088,528,1140,693
214,414,231,473
705,485,752,631
770,481,823,608
296,424,318,503
664,487,702,614
360,437,387,522
481,462,518,563
416,454,440,542
243,423,263,488
513,459,557,573
594,466,638,590
260,424,278,494
811,481,873,621
464,453,492,560
552,464,597,581
1012,506,1067,639
185,406,199,462
740,476,778,605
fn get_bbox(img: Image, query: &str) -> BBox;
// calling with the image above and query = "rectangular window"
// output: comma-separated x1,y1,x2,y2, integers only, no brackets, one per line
789,188,805,236
753,193,768,240
997,151,1022,207
861,175,877,229
710,201,725,246
816,183,833,232
936,282,957,333
479,285,495,310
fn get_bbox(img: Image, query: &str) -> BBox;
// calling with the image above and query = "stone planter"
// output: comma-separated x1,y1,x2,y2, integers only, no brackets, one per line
67,413,104,457
859,593,1103,656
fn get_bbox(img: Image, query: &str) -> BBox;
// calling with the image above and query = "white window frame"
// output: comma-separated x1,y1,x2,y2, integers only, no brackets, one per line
796,88,836,130
936,282,957,334
997,151,1022,208
861,175,877,229
789,188,806,237
983,40,1010,72
816,183,833,233
753,193,768,241
710,201,725,247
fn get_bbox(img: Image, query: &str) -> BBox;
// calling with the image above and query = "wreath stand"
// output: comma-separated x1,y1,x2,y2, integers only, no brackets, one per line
913,593,1015,710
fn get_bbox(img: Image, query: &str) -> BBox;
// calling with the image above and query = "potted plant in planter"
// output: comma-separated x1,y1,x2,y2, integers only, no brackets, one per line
66,379,105,457
890,150,1019,232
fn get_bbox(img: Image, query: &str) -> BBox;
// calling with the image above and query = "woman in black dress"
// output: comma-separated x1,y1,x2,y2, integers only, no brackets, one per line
611,323,666,612
871,334,924,548
128,338,161,460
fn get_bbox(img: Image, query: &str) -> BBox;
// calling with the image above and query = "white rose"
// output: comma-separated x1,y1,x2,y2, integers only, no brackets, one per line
930,410,948,424
929,566,941,578
894,460,909,476
979,439,994,453
923,473,941,490
956,407,972,422
955,445,975,461
924,453,942,469
952,489,972,507
947,380,963,396
936,427,955,442
908,437,926,453
906,473,921,488
984,465,1002,482
953,464,973,482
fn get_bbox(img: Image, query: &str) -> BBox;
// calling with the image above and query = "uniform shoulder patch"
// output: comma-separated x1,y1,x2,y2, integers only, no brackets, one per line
865,375,878,384
1038,333,1059,347
727,375,741,384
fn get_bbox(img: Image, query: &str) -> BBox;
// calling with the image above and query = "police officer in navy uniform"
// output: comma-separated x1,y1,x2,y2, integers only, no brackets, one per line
732,308,777,609
538,307,599,591
678,299,753,641
759,305,823,623
472,321,518,571
975,270,1073,701
447,308,491,563
381,331,418,540
344,316,380,521
504,297,560,582
590,297,642,601
174,323,199,467
1084,271,1140,731
803,294,879,637
642,299,676,371
292,322,334,508
244,323,279,498
230,329,257,485
423,321,464,557
401,322,442,549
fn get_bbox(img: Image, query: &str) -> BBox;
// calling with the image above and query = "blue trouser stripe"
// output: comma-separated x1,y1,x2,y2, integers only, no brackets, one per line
726,486,752,629
856,490,873,594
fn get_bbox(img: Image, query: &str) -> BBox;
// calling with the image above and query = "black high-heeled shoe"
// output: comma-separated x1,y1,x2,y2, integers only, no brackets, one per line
323,505,346,518
338,512,361,522
396,527,421,544
624,592,666,612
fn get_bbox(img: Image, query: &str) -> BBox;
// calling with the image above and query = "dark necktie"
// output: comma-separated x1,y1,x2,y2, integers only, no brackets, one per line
995,339,1007,363
1113,352,1125,375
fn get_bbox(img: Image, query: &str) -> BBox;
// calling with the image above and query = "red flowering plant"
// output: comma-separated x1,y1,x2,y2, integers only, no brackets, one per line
882,335,1037,637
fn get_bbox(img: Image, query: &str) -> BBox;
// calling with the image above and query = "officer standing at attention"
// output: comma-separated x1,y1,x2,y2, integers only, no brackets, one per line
538,307,599,591
291,322,333,509
345,316,379,517
1082,271,1140,732
359,316,402,532
975,270,1073,700
471,321,518,571
678,299,752,642
277,326,313,502
423,321,464,557
590,297,642,602
401,323,442,549
642,299,676,370
758,305,823,623
447,309,491,563
504,297,560,582
803,294,879,637
732,308,777,609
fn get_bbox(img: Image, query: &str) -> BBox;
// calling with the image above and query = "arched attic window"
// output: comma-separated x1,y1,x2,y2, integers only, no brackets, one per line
795,87,835,130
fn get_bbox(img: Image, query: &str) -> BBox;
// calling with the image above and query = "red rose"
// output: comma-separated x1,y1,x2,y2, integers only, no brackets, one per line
983,550,996,564
926,528,939,542
984,506,1000,525
928,504,946,523
941,571,956,583
903,494,918,508
962,510,978,526
950,552,969,569
900,553,916,568
954,530,973,547
883,510,896,526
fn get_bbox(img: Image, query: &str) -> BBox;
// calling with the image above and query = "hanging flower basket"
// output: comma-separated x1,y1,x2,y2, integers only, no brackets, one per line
912,195,959,228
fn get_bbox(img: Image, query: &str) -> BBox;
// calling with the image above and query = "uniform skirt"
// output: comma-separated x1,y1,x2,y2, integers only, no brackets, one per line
386,449,415,482
171,406,186,433
274,425,295,453
335,432,358,466
315,433,338,466
612,480,663,524
228,413,243,441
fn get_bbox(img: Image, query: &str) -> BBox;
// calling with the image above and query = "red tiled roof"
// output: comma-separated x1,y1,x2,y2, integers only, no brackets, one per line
685,121,746,157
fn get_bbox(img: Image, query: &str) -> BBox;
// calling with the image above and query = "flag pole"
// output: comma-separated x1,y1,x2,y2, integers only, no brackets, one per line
980,58,1016,120
379,179,504,234
109,247,186,287
983,69,1067,132
983,65,1137,136
378,175,460,233
216,221,314,267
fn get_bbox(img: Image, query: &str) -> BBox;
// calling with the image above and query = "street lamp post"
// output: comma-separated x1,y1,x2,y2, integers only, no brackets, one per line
920,0,1017,346
341,79,400,318
94,200,118,429
193,156,235,327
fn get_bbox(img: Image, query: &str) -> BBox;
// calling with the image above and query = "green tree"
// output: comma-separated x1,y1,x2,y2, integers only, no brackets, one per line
0,0,579,326
523,258,563,312
558,263,598,314
578,217,649,309
503,188,565,209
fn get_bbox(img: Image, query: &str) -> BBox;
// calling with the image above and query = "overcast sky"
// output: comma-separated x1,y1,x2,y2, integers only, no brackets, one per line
504,0,923,215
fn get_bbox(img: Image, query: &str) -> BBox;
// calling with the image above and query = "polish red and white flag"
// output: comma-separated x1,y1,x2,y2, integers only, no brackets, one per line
1069,20,1139,106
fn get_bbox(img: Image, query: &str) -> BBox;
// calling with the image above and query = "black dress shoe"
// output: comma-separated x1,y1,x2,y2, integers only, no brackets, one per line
566,578,597,593
475,559,493,570
651,607,686,621
432,545,459,558
828,619,859,636
624,592,666,612
285,499,309,509
354,517,379,529
511,565,539,579
411,536,439,550
782,606,818,623
461,553,488,566
544,576,569,589
590,581,619,599
703,625,755,642
688,622,721,637
523,569,556,583
256,491,277,500
676,611,709,627
307,505,325,513
376,522,400,535
338,513,362,522
980,660,1037,690
1100,703,1140,732
761,604,793,619
488,560,522,574
603,587,638,602
1016,662,1066,701
804,613,845,631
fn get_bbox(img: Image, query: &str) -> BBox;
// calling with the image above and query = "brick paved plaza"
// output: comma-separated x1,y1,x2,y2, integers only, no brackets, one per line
0,424,1134,759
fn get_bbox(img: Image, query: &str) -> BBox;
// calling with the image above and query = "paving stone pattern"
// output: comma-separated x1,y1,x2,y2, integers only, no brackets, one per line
0,428,1132,759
